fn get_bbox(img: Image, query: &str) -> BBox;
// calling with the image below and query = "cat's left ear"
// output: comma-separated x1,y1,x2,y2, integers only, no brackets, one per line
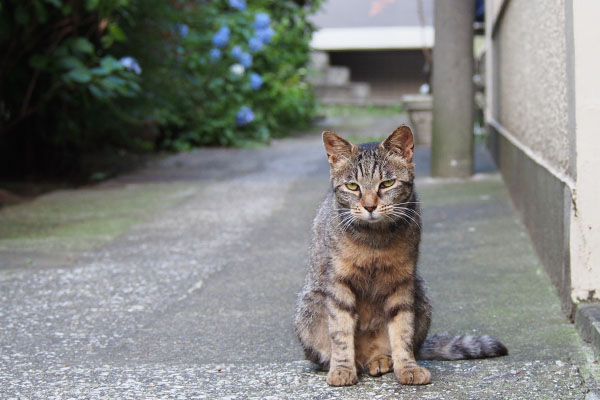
379,125,414,162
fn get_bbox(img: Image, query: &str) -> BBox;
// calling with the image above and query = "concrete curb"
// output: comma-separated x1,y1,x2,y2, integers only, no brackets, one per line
576,303,600,357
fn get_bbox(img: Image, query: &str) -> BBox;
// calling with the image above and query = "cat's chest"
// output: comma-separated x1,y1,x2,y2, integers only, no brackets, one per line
334,246,414,303
334,236,414,277
352,268,402,332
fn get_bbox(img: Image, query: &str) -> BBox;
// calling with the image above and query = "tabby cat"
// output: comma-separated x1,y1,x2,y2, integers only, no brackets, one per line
294,126,507,386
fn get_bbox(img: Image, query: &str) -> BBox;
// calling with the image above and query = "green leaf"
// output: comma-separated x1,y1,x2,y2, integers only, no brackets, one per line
85,0,100,11
99,56,122,73
100,22,127,49
101,35,113,49
90,66,109,76
58,56,86,70
107,22,126,42
100,75,126,90
88,84,105,98
128,81,141,92
71,38,94,54
64,68,92,83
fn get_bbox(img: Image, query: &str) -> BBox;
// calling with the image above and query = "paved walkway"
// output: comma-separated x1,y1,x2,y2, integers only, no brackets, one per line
1,122,599,398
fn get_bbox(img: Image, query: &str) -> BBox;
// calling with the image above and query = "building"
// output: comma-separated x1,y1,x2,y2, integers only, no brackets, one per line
484,0,600,323
310,0,434,104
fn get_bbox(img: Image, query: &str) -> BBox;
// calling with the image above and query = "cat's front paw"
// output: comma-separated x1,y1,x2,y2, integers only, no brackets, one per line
366,355,393,376
327,366,358,386
394,364,431,385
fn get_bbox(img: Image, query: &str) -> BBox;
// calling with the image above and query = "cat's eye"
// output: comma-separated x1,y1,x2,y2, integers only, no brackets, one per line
346,182,359,191
380,179,395,189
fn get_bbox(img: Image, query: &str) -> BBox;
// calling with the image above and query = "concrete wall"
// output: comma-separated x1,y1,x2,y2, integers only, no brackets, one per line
486,0,600,315
488,126,573,314
493,0,572,179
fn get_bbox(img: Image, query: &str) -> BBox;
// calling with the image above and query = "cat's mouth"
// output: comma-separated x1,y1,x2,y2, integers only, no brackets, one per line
359,212,383,223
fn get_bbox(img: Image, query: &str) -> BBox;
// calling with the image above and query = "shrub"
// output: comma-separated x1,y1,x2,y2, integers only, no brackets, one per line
0,0,144,176
0,0,322,177
131,0,322,149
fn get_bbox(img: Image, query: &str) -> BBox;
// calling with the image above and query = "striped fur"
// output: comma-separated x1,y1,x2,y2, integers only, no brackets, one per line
294,126,507,387
419,333,508,361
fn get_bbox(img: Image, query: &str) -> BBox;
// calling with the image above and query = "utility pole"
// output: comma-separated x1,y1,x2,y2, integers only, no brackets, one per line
431,0,475,177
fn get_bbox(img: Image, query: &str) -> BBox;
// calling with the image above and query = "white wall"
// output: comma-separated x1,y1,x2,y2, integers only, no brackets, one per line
569,0,600,302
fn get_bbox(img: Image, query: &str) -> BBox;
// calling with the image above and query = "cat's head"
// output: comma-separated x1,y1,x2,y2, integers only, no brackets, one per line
322,126,416,225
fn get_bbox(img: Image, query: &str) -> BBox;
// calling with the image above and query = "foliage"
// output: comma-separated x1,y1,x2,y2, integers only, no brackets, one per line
0,0,322,177
0,1,145,175
133,0,322,149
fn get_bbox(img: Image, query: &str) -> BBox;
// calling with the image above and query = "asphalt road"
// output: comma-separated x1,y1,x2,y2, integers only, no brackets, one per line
1,130,598,399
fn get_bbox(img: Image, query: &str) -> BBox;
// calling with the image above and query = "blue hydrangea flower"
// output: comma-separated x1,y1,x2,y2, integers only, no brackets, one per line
249,73,263,90
236,106,255,126
229,0,246,10
176,24,189,37
254,13,271,29
209,48,221,62
256,26,275,44
212,26,230,48
231,45,243,59
119,56,142,74
248,37,264,53
239,52,252,68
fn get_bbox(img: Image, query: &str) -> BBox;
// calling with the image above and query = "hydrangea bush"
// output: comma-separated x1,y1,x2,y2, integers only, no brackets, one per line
0,0,322,176
150,0,322,149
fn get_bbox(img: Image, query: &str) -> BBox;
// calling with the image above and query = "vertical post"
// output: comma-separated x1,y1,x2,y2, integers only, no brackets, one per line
431,0,475,177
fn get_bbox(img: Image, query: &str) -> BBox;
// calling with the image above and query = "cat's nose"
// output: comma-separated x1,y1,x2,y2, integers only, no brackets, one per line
364,205,377,213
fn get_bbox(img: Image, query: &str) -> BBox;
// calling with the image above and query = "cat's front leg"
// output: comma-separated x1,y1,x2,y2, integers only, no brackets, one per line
385,282,431,385
325,281,358,386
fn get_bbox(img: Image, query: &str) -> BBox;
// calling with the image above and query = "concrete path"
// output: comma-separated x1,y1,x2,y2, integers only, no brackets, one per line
1,126,599,398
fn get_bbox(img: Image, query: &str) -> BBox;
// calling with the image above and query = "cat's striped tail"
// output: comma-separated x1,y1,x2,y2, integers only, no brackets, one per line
418,333,508,361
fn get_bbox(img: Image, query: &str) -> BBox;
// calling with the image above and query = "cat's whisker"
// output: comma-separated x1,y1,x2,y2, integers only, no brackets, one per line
393,206,422,219
391,209,420,221
389,210,421,229
394,203,421,208
390,208,419,220
394,209,421,221
388,211,411,226
347,215,358,229
382,213,398,224
334,208,360,232
334,214,352,230
334,208,352,216
341,215,357,233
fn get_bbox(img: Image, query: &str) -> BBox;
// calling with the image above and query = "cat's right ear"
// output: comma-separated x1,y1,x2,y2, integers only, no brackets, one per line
322,131,358,167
